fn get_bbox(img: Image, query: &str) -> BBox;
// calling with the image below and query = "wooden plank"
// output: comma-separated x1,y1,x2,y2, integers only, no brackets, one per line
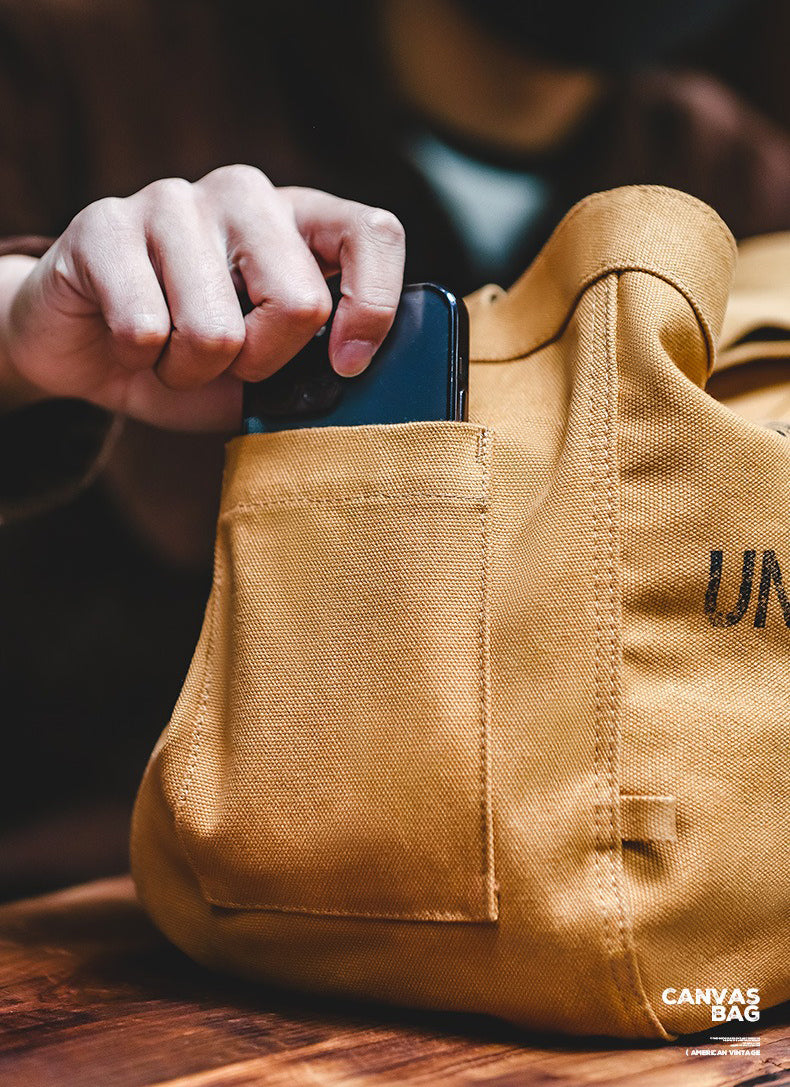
0,877,786,1087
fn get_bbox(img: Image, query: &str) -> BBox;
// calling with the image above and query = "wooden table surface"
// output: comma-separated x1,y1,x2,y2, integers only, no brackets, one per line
0,877,787,1087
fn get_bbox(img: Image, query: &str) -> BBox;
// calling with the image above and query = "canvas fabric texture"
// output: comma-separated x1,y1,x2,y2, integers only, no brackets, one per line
131,185,790,1039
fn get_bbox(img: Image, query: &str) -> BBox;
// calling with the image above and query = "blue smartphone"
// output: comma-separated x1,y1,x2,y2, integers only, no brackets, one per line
242,282,468,433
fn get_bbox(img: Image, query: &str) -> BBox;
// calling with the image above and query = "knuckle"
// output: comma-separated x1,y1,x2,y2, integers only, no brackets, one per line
204,163,273,192
111,319,170,350
144,176,194,205
275,286,333,329
358,206,405,247
210,326,247,355
177,321,245,356
276,184,302,205
69,197,129,250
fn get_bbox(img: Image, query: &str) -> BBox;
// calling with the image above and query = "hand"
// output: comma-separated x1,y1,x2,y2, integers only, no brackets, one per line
0,166,406,430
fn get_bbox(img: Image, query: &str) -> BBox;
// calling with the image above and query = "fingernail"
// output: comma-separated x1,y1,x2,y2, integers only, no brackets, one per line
332,339,375,377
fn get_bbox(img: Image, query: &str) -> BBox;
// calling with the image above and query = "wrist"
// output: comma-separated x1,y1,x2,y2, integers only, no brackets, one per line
0,255,46,413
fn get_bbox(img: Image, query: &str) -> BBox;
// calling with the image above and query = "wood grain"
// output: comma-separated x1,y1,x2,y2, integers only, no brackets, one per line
0,877,786,1087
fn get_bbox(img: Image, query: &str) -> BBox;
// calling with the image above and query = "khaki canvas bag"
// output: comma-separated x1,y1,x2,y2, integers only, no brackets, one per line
131,185,789,1039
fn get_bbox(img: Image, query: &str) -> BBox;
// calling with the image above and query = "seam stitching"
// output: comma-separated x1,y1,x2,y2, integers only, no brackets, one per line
590,282,614,974
591,276,671,1039
590,278,635,1030
201,901,494,920
174,561,222,827
601,277,638,1021
478,428,496,918
601,277,673,1040
222,492,486,516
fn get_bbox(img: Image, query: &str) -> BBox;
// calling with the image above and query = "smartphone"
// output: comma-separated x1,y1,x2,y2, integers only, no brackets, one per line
242,282,468,433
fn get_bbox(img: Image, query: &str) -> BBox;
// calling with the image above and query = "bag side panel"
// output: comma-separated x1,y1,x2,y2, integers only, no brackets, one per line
617,270,790,1035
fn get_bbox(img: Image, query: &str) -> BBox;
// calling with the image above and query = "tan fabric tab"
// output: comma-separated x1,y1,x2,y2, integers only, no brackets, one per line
619,796,677,844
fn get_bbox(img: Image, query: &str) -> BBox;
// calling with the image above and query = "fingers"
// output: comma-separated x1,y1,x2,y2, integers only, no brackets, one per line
283,187,405,376
65,187,246,391
197,167,332,382
61,170,406,406
136,179,246,389
65,198,171,374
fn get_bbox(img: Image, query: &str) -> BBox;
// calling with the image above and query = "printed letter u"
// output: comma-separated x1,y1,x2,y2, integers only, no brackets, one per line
705,550,755,627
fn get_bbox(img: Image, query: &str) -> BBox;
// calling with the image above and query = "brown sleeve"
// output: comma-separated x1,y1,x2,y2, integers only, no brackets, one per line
607,70,790,241
0,236,53,259
0,236,120,524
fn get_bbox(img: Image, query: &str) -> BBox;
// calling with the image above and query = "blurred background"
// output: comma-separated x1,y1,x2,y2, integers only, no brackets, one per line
1,0,789,901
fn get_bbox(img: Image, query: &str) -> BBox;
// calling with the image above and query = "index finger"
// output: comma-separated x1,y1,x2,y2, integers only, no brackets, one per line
282,188,406,377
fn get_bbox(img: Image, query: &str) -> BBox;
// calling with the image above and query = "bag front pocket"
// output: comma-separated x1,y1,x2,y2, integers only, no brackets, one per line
172,421,498,922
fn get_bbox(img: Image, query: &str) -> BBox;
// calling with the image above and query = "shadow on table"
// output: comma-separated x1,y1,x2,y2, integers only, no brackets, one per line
2,877,783,1063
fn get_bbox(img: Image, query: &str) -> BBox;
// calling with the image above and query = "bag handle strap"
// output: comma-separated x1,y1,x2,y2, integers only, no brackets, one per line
467,185,736,376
